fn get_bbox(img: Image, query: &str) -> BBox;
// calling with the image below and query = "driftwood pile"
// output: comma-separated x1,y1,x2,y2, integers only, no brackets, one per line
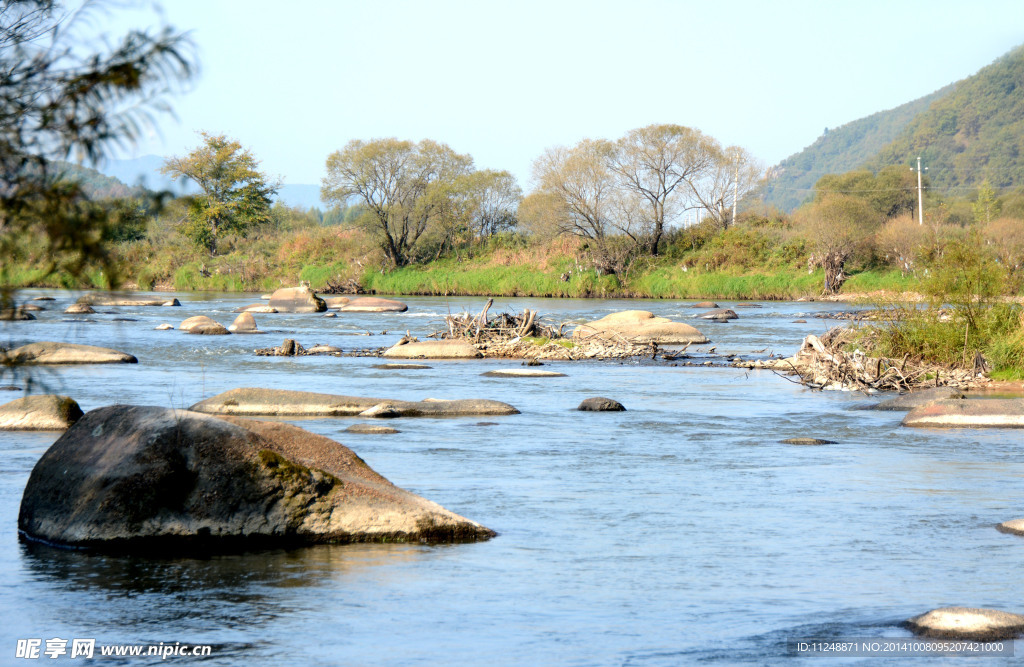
737,327,981,391
432,299,650,360
437,299,562,342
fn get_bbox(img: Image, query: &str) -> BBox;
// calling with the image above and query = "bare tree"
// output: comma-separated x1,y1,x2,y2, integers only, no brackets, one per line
530,139,631,274
688,146,763,229
608,124,720,254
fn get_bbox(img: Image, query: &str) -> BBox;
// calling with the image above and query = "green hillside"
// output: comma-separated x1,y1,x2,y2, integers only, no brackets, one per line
869,45,1024,192
763,86,953,211
764,44,1024,211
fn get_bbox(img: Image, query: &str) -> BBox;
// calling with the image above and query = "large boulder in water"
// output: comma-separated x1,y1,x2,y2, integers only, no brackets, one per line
267,286,327,313
17,405,495,550
573,310,708,344
0,395,83,430
2,342,137,364
341,297,408,313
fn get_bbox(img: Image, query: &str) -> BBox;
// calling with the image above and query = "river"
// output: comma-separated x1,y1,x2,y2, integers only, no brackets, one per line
1,292,1021,665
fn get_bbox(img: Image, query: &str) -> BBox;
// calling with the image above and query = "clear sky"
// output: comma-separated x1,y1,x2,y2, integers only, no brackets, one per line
104,0,1023,189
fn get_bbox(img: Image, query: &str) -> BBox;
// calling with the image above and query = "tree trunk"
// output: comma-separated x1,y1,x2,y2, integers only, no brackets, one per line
822,251,847,294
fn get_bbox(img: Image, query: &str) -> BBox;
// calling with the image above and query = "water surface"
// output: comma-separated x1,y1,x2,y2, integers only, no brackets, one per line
1,293,1021,665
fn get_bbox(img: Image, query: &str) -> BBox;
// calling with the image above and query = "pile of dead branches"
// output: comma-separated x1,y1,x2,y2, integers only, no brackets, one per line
432,299,650,360
742,326,981,391
435,299,564,343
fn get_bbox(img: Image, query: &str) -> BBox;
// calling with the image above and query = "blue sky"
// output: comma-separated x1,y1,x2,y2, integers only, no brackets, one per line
105,0,1023,188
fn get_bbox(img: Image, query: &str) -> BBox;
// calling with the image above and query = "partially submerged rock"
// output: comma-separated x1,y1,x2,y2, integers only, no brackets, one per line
373,363,432,370
267,286,327,313
383,340,482,359
341,297,408,313
780,437,836,445
996,519,1024,536
574,310,708,344
869,387,967,411
18,405,494,550
482,369,567,378
690,302,719,308
0,395,83,430
190,387,519,418
155,323,174,330
64,303,95,315
305,344,342,354
577,397,626,412
232,303,278,314
0,307,35,321
697,308,738,321
180,315,230,335
345,423,400,434
2,342,137,364
76,294,179,307
902,399,1024,428
228,312,265,334
255,339,306,356
904,607,1024,641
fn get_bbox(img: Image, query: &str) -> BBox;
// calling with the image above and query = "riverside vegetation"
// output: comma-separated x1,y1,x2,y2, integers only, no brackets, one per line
4,29,1024,380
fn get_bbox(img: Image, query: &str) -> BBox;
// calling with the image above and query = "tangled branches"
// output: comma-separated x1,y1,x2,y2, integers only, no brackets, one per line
740,327,982,391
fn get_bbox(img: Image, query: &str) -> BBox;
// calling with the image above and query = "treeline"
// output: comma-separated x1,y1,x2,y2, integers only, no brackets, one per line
16,124,1024,303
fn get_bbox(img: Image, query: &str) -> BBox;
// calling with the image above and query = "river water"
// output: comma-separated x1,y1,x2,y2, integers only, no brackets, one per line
1,292,1021,665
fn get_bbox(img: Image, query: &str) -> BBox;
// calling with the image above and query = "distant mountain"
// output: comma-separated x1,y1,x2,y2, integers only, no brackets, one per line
99,155,324,209
764,44,1024,211
54,162,143,200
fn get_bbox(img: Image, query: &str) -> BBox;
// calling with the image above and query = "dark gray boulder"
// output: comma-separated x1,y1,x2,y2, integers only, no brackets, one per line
780,437,836,445
18,405,494,550
577,397,626,412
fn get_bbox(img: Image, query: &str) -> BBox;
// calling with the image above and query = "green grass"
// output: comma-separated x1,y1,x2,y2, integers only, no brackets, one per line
629,267,823,300
299,261,349,289
843,270,920,294
361,259,622,298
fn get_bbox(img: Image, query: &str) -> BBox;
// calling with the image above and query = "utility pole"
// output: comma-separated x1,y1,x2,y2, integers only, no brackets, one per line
731,150,740,228
912,156,928,225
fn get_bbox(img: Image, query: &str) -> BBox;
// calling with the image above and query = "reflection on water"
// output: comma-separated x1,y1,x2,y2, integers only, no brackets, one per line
1,292,1023,664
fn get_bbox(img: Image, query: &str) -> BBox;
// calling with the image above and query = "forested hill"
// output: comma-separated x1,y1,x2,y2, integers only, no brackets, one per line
763,44,1024,212
762,86,953,211
868,45,1024,193
55,162,145,200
